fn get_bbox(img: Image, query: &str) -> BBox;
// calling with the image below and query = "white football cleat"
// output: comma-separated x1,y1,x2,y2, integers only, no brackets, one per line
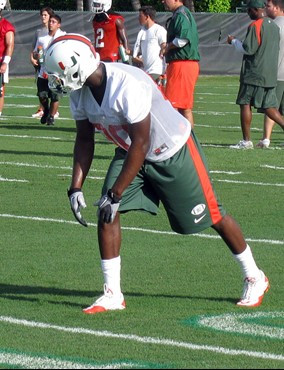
83,284,126,314
256,139,270,148
54,111,60,118
32,109,44,118
237,270,269,307
230,140,254,149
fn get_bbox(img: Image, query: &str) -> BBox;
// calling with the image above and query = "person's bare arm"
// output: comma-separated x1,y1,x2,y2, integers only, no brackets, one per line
116,18,131,54
0,31,14,74
111,113,151,198
70,119,95,190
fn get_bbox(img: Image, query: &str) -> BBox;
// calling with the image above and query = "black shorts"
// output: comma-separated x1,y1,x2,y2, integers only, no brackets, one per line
37,77,61,102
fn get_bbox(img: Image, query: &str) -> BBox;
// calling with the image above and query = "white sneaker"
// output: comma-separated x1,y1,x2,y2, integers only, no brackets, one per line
32,109,43,118
54,111,59,118
83,284,126,314
230,140,254,149
237,270,269,307
256,139,270,148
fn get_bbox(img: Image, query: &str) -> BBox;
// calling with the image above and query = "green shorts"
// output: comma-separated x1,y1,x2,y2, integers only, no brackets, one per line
275,80,284,114
236,83,278,109
102,132,226,235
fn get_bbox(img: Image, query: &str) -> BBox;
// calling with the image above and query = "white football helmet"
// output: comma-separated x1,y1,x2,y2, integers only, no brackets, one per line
45,34,100,95
91,0,112,14
0,0,7,10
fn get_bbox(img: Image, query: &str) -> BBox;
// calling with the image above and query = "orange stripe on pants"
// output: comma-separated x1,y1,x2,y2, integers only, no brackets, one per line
187,136,223,225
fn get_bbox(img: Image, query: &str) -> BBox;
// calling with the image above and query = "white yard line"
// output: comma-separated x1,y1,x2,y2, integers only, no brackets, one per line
0,316,283,362
215,179,284,187
0,176,28,183
0,214,282,245
261,165,284,170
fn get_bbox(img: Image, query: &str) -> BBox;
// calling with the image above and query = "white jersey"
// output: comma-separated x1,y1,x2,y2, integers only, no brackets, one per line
34,29,66,79
32,26,48,49
133,23,167,75
70,63,191,162
274,16,284,81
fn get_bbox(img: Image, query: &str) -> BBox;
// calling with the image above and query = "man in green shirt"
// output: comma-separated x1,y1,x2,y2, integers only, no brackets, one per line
228,0,284,149
162,0,200,128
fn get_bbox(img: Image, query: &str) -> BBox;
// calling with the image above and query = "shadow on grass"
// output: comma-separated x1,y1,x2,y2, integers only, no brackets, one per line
0,283,237,307
0,149,112,161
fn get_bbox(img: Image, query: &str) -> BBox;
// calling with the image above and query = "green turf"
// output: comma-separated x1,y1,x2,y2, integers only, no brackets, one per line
0,76,283,369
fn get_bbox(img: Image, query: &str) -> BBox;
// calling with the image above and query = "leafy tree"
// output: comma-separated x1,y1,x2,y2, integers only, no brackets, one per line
208,0,231,12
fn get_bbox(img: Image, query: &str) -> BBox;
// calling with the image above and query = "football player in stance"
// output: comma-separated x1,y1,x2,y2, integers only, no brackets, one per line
0,0,14,117
91,0,130,62
45,34,270,314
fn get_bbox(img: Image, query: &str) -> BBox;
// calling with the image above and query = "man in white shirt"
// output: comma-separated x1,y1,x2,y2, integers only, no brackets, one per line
34,14,65,125
132,6,167,83
45,34,270,314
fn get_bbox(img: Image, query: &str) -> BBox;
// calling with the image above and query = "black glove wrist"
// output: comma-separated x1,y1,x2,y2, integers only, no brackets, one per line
67,188,82,197
107,189,122,203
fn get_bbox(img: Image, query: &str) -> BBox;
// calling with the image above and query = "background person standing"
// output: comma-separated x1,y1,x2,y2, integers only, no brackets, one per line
257,0,284,148
228,0,284,149
92,0,130,63
162,0,200,129
30,7,54,119
34,14,65,126
132,6,167,83
0,0,14,117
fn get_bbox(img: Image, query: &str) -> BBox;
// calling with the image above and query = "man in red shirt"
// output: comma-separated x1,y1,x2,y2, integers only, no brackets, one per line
92,0,130,62
0,0,15,116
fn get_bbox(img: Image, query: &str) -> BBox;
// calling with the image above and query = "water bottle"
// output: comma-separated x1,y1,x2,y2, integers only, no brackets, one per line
38,45,44,64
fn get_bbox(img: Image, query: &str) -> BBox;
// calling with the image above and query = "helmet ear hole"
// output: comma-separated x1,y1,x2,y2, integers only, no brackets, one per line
73,72,79,79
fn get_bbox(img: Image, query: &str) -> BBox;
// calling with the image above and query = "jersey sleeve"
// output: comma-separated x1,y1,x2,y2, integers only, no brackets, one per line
174,13,194,42
158,26,167,45
133,30,142,58
242,20,263,55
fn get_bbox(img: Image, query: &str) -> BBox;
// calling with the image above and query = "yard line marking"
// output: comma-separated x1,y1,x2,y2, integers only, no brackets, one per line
0,214,283,245
0,161,106,173
261,165,284,170
0,133,65,141
0,352,129,369
197,312,284,340
0,176,28,183
58,174,105,180
215,179,284,187
210,171,242,175
0,316,283,362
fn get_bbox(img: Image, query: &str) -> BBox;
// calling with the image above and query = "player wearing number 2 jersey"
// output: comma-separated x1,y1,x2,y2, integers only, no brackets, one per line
92,0,130,62
45,34,270,314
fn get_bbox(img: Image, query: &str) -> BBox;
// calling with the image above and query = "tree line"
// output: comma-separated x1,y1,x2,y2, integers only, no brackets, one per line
8,0,245,13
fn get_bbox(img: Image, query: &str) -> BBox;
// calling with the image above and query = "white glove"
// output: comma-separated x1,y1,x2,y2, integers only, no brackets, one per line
67,188,88,227
94,190,121,224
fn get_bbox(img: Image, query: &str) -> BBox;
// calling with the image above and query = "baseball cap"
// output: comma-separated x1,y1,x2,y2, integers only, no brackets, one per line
247,0,265,8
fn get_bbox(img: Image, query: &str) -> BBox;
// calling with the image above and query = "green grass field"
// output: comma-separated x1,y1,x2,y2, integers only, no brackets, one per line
0,76,283,369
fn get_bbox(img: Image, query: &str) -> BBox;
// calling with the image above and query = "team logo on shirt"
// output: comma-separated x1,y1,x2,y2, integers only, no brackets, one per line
154,143,169,156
